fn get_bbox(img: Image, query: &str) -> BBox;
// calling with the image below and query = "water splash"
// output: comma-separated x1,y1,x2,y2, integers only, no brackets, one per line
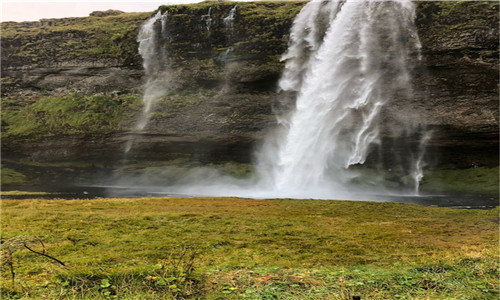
118,1,428,200
256,0,423,197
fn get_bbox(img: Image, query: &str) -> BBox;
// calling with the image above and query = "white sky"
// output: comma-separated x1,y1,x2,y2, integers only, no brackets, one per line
1,1,206,22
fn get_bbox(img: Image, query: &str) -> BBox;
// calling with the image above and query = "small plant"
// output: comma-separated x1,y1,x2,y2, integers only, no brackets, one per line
1,235,66,293
144,246,202,298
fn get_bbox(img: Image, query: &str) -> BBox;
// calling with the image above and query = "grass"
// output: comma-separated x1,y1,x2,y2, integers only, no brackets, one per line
421,166,499,195
1,197,498,299
1,93,142,139
0,191,51,196
1,11,151,67
0,167,27,185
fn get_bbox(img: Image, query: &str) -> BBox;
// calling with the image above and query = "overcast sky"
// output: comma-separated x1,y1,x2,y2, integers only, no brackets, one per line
1,1,206,22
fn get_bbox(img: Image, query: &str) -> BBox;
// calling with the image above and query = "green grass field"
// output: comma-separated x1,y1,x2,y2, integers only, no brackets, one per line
1,196,498,299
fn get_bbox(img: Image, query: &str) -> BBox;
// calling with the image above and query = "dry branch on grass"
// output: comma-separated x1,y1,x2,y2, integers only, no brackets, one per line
1,235,66,284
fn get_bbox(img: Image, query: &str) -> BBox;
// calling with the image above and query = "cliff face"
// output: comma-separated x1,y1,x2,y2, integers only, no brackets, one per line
1,1,498,186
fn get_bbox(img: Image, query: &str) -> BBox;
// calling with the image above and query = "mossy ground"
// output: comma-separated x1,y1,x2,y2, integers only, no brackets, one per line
421,166,499,195
1,93,142,139
1,11,151,67
1,197,497,299
0,167,27,185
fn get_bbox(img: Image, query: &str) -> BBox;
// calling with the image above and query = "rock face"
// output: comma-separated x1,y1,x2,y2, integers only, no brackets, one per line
1,1,498,186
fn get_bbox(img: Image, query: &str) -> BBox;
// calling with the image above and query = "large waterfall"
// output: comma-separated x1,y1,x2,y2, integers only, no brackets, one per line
255,0,423,198
119,0,426,199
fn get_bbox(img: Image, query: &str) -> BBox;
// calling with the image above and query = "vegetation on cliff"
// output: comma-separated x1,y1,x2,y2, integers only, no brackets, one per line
1,197,498,299
2,93,141,138
1,1,497,138
1,12,150,68
416,1,498,57
0,1,304,72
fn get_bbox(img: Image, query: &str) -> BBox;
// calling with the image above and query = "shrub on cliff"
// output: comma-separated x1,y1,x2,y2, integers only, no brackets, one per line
89,10,124,17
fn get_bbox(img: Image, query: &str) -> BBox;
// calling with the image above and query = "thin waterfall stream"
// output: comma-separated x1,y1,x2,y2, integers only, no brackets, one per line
125,10,169,153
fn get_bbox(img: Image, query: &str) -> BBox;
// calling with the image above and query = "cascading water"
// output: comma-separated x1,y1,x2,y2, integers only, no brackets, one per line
218,5,238,91
115,1,428,200
221,6,237,59
412,131,432,194
201,7,213,31
125,10,169,153
136,10,169,131
223,5,237,28
255,0,424,197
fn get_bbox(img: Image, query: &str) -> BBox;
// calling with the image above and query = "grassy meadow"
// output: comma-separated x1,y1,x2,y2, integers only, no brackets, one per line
1,195,498,299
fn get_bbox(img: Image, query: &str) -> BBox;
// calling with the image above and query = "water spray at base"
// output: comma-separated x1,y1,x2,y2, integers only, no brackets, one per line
113,1,429,200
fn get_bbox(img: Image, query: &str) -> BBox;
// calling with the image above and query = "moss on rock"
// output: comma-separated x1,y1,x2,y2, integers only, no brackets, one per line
0,166,27,185
1,93,142,139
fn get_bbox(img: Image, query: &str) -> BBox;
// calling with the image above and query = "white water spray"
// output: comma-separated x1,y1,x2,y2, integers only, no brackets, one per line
117,1,427,200
256,0,423,197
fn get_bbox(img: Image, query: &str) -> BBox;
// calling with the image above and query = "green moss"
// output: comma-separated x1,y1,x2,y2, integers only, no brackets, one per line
1,93,142,139
1,12,151,67
216,162,254,178
421,167,499,195
416,1,499,54
0,190,50,196
1,1,306,70
0,167,27,185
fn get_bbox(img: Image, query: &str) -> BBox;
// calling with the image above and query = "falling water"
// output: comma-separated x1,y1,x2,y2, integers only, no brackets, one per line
223,5,237,28
218,6,238,92
412,131,432,194
136,10,169,131
222,5,237,56
201,7,213,31
125,10,169,153
116,1,427,200
256,0,423,197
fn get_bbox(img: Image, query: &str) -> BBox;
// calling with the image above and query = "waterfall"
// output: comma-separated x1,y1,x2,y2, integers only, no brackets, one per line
218,6,238,92
201,7,213,31
117,1,428,200
412,131,432,194
223,5,237,28
136,10,169,131
256,0,424,197
125,10,169,153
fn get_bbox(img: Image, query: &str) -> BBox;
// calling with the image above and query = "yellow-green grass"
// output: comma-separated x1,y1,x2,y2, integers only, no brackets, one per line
0,191,51,196
1,197,498,299
0,168,27,186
